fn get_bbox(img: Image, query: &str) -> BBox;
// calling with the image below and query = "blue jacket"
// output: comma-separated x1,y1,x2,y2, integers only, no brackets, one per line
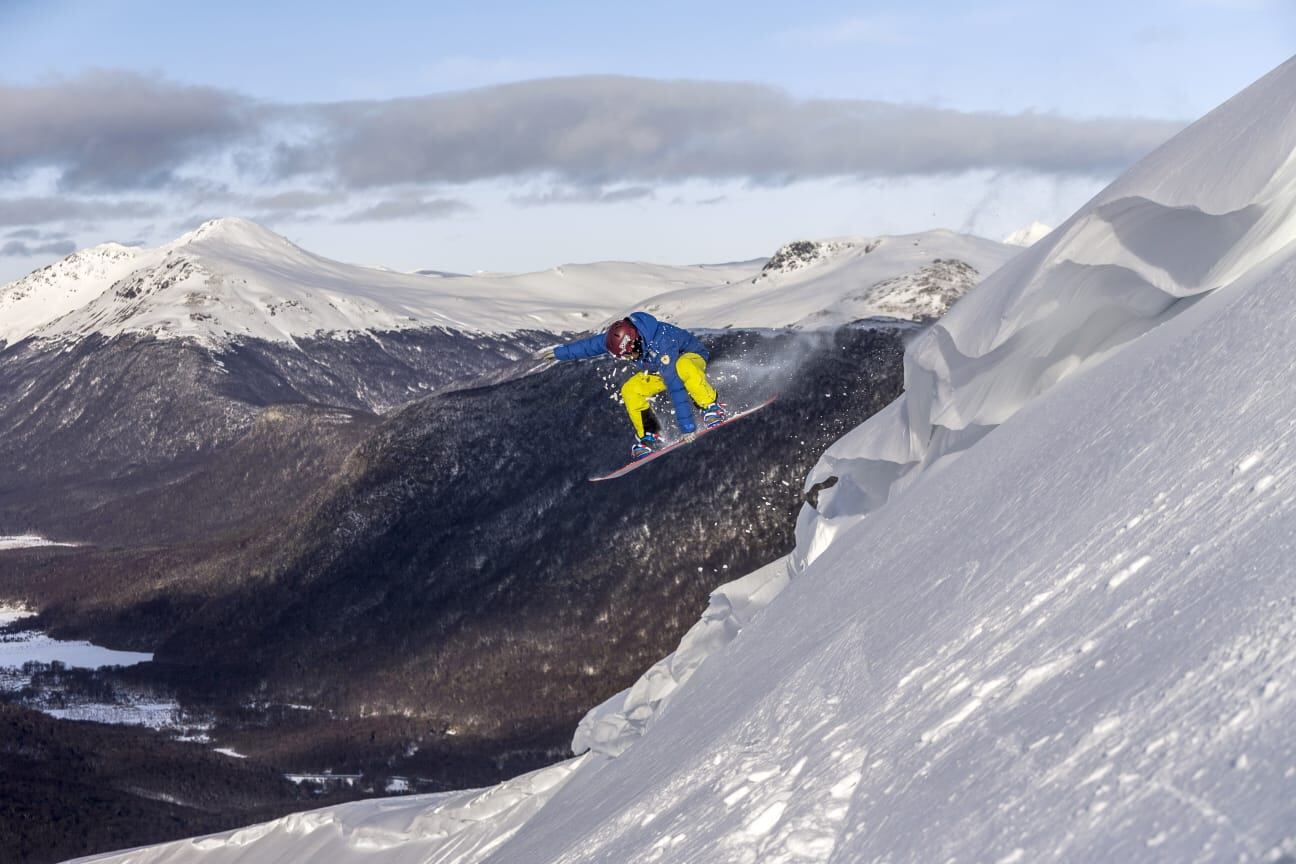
554,312,710,433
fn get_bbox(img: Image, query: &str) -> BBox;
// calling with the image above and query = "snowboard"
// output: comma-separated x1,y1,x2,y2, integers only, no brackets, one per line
589,395,779,482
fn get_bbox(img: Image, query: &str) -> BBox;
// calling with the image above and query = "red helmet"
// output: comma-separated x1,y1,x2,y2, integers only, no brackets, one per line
605,318,642,358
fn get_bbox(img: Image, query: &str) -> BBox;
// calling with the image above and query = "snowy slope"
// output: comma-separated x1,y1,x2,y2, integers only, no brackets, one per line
797,55,1296,573
1,222,1015,349
67,55,1296,864
484,238,1296,864
0,243,145,346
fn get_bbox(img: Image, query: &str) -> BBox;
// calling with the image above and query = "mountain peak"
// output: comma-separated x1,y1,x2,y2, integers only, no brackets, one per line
172,217,301,253
0,242,147,346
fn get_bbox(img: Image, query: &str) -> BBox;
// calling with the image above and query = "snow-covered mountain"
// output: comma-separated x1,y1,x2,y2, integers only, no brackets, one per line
69,55,1296,864
642,231,1018,329
1,219,1016,350
0,242,146,346
0,218,758,349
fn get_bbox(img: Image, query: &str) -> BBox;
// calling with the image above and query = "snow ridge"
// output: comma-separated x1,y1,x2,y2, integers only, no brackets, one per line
797,55,1296,575
0,243,143,347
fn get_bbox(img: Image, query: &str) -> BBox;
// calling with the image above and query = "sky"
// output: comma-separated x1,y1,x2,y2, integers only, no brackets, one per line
0,0,1292,282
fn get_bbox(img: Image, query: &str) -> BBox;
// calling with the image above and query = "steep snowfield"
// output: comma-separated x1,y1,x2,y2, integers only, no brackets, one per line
0,221,1014,349
67,57,1296,864
800,54,1296,572
488,250,1296,863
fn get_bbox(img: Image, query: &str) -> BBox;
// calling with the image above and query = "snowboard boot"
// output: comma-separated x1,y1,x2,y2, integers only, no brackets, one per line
631,432,662,460
702,402,728,429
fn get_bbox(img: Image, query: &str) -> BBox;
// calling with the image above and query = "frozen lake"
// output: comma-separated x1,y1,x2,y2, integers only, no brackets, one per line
0,605,153,669
0,604,204,735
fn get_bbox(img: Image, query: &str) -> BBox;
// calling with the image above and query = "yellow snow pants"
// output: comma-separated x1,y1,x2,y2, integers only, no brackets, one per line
621,352,717,437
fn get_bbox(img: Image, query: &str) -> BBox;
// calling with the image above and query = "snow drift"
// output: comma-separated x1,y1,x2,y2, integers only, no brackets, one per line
71,57,1296,864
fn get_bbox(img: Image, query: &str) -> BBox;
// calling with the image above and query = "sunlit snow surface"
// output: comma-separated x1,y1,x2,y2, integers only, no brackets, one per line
65,57,1296,864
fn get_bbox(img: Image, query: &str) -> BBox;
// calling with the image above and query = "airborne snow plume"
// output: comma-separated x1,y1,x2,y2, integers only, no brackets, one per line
70,56,1296,864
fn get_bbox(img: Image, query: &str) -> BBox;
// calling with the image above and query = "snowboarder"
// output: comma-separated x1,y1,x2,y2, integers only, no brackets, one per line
534,312,727,459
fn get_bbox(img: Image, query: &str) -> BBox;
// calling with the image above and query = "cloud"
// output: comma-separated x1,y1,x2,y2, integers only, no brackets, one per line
1,238,77,257
512,185,655,206
251,190,345,212
0,197,159,226
307,77,1184,188
342,197,471,222
0,71,253,191
0,71,1185,217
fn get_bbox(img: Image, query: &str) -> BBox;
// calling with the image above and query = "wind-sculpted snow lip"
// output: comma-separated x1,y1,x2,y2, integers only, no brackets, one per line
573,556,792,757
797,56,1296,574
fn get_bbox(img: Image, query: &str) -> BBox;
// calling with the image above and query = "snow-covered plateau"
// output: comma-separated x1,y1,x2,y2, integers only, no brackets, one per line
66,56,1296,864
0,217,1015,350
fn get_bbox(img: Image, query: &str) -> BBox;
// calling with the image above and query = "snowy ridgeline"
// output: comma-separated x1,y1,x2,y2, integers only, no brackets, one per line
0,218,1018,349
69,57,1296,864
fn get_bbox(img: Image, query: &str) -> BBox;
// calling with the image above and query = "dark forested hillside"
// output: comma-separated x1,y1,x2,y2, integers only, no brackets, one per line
0,703,356,864
0,328,548,545
8,328,902,780
0,325,907,813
